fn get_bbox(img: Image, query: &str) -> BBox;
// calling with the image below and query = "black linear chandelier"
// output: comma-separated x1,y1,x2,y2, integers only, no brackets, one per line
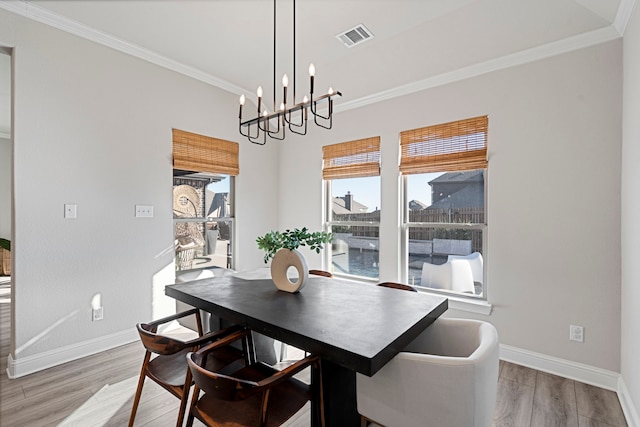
238,0,341,145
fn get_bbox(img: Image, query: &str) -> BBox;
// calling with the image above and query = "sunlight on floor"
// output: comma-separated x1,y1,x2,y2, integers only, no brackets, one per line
58,376,138,426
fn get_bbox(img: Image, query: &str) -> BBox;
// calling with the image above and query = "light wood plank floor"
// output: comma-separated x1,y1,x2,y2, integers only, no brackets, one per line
0,280,628,426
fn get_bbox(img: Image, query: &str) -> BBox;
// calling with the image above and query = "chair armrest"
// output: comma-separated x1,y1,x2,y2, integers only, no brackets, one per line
184,324,245,348
194,328,253,355
145,308,200,328
255,354,319,389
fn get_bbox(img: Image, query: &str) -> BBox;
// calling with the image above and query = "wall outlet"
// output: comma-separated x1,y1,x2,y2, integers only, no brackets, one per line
135,205,154,218
569,324,584,342
92,307,104,321
64,204,77,219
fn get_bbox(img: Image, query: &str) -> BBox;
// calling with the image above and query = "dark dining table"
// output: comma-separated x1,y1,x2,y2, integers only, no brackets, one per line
165,269,448,426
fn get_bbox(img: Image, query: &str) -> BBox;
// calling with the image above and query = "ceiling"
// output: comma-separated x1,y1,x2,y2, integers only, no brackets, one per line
0,0,634,137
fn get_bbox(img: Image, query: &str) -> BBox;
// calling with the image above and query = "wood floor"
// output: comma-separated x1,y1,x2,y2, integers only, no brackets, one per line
0,279,628,427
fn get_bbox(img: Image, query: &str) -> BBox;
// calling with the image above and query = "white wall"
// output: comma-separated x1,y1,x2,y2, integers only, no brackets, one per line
621,2,640,421
279,40,623,372
0,9,279,372
0,137,10,241
0,3,628,386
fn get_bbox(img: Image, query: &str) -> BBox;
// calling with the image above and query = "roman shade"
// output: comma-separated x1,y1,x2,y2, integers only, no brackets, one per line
172,129,239,176
323,136,381,180
400,116,488,174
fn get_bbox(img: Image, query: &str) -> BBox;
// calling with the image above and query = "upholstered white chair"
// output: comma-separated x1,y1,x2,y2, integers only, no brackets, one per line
356,318,499,427
448,252,484,285
420,259,475,293
175,268,234,332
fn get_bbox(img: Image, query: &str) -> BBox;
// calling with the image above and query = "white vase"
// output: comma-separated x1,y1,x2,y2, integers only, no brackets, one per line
270,248,309,293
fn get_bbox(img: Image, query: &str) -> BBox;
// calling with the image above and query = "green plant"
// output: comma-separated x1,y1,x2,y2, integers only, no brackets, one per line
0,238,9,252
256,227,333,263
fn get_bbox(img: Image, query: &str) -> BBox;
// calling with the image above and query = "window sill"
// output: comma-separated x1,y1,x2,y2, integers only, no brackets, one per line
416,290,493,315
446,295,492,315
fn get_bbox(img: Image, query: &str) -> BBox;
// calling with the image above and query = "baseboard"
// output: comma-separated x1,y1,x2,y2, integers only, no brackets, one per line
618,377,640,427
6,328,138,379
500,344,640,426
500,344,620,390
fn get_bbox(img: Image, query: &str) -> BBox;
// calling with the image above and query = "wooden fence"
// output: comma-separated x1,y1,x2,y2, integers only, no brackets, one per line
332,207,484,253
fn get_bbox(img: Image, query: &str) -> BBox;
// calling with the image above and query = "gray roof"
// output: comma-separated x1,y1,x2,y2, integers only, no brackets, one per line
409,199,428,211
428,185,484,209
333,197,368,214
429,170,484,185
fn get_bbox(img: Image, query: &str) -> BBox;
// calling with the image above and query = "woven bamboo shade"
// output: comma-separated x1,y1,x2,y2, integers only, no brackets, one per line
400,116,488,174
172,129,239,175
323,137,380,180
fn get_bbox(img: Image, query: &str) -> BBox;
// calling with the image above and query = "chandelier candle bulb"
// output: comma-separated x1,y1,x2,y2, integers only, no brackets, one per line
257,86,263,113
282,74,288,106
309,63,315,94
239,94,245,119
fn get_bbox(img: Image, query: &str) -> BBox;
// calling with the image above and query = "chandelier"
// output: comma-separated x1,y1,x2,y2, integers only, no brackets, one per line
238,0,341,145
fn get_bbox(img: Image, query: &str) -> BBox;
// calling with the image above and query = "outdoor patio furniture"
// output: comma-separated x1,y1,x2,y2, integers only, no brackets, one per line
448,252,483,285
420,259,475,293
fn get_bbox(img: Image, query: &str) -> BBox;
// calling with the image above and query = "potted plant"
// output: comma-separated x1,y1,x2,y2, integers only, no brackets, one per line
256,228,333,292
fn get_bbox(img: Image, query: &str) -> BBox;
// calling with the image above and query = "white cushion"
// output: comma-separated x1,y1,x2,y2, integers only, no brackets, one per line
356,318,499,427
174,269,221,332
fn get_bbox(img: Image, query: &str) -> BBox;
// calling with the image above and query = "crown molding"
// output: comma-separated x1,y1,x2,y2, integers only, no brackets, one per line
336,24,621,113
0,0,628,113
0,0,246,95
614,0,637,35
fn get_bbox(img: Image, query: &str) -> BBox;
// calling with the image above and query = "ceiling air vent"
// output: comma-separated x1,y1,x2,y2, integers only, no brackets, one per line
336,24,374,48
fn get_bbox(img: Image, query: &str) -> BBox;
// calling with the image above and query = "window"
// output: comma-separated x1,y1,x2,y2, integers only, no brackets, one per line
323,137,381,280
172,129,238,272
400,116,488,297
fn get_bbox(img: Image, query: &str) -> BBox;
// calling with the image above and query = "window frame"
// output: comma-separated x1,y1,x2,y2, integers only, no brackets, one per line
173,175,236,272
401,172,487,299
399,116,489,301
323,175,380,283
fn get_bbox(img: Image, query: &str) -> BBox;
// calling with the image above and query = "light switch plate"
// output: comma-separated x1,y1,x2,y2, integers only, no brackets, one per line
135,205,154,218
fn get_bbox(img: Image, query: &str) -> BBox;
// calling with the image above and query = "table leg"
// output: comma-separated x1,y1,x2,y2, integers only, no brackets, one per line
315,359,360,427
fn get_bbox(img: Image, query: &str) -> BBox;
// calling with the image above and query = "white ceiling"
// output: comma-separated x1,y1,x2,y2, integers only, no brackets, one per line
0,0,634,137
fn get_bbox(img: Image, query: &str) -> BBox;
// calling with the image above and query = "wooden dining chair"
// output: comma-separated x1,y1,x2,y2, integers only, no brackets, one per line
377,281,418,292
128,309,248,427
186,328,325,427
309,269,333,278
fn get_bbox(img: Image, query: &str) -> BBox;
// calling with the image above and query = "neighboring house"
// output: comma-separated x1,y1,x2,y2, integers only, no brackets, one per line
428,170,484,209
408,199,428,211
207,192,229,218
333,192,369,215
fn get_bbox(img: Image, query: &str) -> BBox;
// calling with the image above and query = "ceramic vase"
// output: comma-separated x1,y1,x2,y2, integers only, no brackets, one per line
270,248,309,293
